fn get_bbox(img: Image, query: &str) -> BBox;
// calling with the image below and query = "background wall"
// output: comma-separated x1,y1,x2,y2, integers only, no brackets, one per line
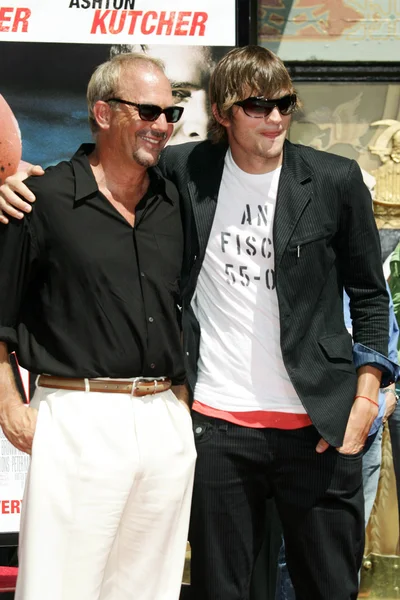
258,0,400,61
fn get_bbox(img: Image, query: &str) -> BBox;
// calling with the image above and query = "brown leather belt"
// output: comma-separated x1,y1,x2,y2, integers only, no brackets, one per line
37,375,171,396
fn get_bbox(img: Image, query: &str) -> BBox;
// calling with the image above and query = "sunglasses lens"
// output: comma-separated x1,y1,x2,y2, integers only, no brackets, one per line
278,94,296,115
164,106,184,123
138,105,183,123
138,105,161,121
239,94,297,118
242,100,273,118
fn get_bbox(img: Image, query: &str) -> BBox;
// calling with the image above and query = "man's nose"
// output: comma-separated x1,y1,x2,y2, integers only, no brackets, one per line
181,91,208,139
151,112,169,131
182,116,208,140
266,106,283,123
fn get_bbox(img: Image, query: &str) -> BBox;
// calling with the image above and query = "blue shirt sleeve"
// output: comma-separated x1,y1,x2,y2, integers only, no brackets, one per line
350,283,400,387
344,285,400,435
352,343,399,387
388,287,400,364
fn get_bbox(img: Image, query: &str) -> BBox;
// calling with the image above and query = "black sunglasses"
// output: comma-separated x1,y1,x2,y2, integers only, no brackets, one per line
106,98,184,123
234,94,297,118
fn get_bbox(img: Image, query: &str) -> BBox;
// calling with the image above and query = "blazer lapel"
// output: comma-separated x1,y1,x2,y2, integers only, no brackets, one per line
187,143,227,258
274,141,313,267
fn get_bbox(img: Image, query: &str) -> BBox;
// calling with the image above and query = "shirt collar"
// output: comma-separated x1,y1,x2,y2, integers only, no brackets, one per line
71,144,98,203
71,143,176,205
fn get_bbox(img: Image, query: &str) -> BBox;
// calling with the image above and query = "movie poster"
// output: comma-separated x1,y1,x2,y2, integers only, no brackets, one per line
0,357,30,533
0,0,237,535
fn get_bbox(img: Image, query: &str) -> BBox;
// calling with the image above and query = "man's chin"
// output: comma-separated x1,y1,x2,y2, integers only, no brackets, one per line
133,149,162,168
259,138,286,160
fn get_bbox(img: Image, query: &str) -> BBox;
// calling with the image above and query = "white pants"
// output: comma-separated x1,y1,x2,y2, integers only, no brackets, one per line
15,386,196,600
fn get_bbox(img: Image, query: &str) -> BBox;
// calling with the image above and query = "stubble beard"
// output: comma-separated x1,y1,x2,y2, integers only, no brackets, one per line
255,133,286,161
132,147,161,168
132,131,167,167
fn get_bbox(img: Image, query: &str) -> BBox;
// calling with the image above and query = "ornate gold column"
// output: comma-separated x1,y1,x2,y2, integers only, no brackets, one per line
369,120,400,228
360,424,400,598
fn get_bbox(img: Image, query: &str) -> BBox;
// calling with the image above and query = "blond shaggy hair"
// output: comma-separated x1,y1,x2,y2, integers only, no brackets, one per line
209,45,298,144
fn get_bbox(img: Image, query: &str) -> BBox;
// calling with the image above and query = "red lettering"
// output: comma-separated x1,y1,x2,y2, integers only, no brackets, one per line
174,11,191,36
12,8,30,33
90,9,111,34
109,9,126,34
11,500,20,514
0,7,13,32
127,10,142,35
141,11,156,35
89,9,207,38
156,11,175,36
2,501,9,514
189,12,207,36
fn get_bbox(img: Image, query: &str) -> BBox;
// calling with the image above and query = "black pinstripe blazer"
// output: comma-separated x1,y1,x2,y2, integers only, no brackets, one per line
159,139,389,446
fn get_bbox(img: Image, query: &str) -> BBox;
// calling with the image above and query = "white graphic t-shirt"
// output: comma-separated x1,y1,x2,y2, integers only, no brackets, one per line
192,149,305,414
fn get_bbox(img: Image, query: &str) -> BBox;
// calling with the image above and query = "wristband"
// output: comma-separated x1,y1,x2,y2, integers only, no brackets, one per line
354,395,379,408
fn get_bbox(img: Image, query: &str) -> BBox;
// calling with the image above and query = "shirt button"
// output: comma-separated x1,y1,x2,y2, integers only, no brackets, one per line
195,426,203,434
148,316,154,323
140,272,145,277
150,363,156,369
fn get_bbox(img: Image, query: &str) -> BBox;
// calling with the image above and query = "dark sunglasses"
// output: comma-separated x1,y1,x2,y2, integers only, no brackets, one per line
234,94,297,118
106,98,184,123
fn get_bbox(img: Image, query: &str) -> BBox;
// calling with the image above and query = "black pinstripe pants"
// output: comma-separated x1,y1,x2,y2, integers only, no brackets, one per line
189,413,364,600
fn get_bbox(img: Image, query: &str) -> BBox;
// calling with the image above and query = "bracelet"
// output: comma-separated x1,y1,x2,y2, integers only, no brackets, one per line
354,395,379,408
383,389,399,404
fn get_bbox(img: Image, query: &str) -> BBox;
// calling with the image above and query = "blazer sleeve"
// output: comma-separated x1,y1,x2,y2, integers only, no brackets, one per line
337,160,389,358
158,146,173,180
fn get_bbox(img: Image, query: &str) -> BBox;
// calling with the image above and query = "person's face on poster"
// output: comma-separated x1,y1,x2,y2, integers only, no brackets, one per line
112,45,212,145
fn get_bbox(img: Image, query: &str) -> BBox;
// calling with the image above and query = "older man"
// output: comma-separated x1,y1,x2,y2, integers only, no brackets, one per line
0,53,196,600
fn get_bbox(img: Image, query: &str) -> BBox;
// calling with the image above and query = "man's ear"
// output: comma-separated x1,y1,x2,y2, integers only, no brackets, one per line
93,101,112,131
212,103,231,128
